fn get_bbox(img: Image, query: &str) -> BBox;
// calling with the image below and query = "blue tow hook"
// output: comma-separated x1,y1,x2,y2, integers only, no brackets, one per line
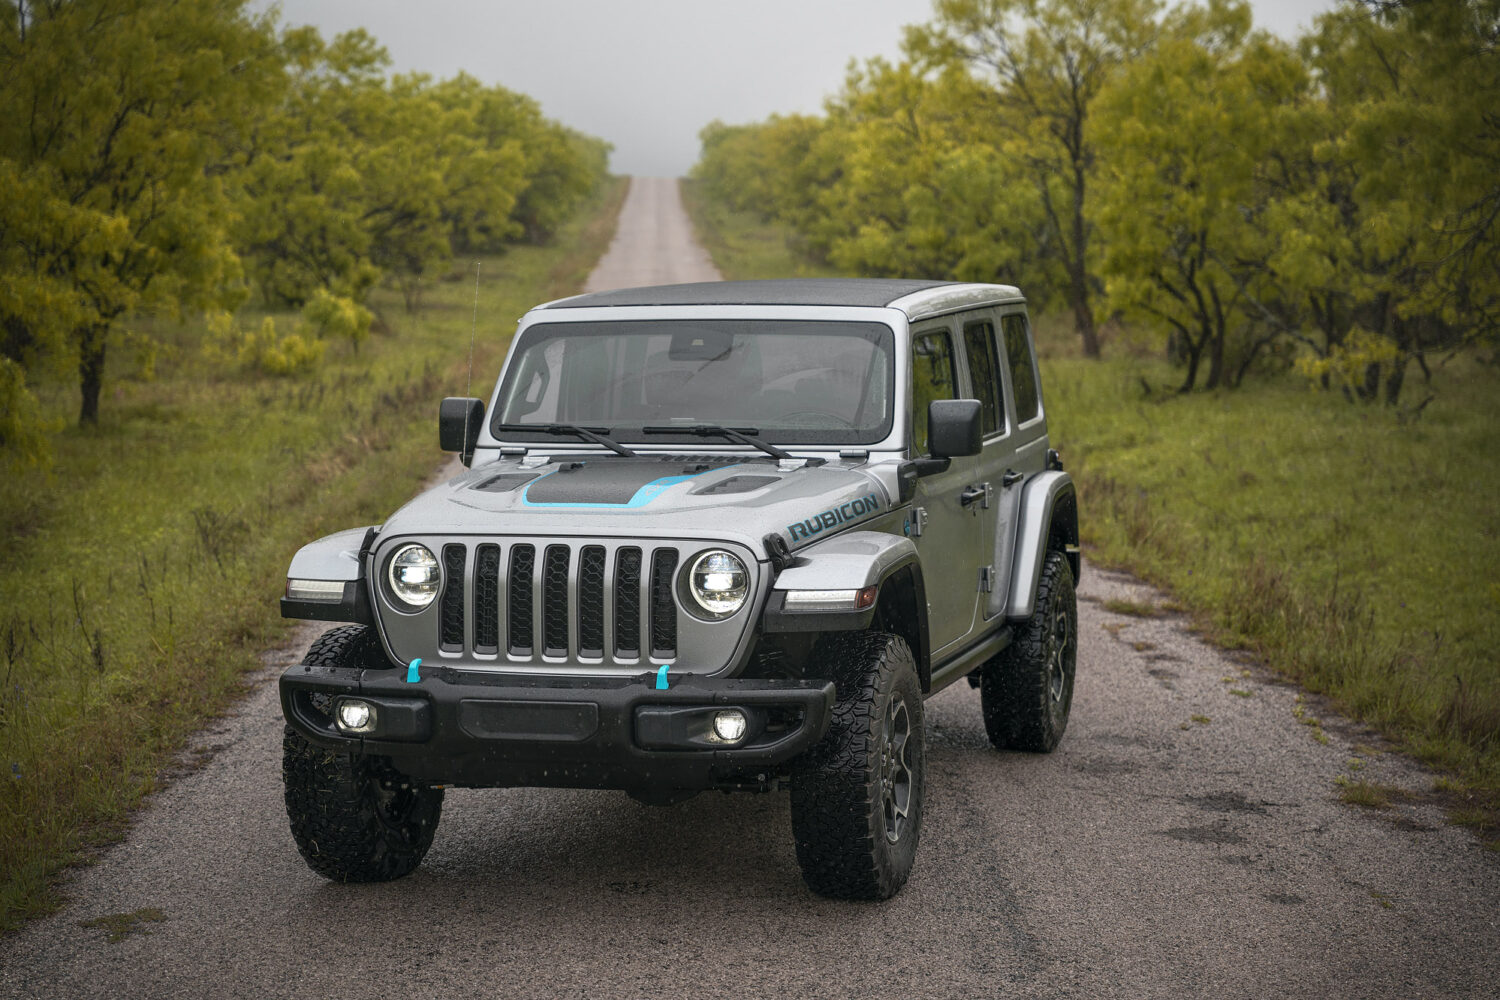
655,664,670,690
406,657,422,684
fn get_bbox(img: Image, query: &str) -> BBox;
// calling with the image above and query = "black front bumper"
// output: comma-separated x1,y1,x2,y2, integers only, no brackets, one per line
279,661,835,792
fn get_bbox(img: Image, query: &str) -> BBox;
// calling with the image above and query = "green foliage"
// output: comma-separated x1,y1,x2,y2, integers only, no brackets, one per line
300,290,372,352
0,179,625,932
0,0,282,424
1092,3,1304,391
0,2,610,455
0,357,54,469
1043,342,1500,817
907,0,1166,356
235,43,610,314
207,312,325,376
691,0,1498,404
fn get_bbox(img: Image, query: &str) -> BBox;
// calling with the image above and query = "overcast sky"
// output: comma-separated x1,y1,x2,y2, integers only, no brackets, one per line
259,0,1341,178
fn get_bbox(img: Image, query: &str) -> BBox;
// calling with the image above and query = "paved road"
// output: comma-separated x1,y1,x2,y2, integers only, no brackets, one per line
3,179,1497,999
584,175,720,291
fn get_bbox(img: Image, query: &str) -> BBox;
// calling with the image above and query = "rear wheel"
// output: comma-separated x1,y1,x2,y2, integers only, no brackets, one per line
981,550,1077,752
282,625,443,882
790,631,924,900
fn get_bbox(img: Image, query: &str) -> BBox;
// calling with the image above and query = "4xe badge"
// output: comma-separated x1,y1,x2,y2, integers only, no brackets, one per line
785,492,881,542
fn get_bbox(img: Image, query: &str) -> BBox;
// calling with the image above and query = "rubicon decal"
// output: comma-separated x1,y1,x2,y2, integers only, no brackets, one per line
786,493,882,542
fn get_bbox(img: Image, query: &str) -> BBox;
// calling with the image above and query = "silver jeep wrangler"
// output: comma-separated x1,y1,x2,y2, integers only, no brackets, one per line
278,278,1079,900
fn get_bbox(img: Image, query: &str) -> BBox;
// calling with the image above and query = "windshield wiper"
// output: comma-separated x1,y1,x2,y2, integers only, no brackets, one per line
641,424,793,461
493,423,637,458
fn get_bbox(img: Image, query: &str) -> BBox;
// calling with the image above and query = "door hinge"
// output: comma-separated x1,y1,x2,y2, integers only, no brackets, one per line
981,482,993,509
979,565,995,593
908,507,928,537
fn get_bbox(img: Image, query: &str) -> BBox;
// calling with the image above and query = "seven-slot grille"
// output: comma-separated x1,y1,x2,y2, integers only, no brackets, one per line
432,541,682,663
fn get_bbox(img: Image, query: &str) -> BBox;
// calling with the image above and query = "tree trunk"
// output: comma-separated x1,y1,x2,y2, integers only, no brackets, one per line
1178,338,1202,393
77,323,108,425
1067,179,1100,359
1384,354,1408,405
1204,321,1225,390
1070,279,1100,359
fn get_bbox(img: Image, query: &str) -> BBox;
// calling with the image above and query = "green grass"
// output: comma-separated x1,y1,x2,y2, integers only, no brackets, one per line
0,177,627,933
1043,343,1500,810
679,180,845,280
688,193,1500,827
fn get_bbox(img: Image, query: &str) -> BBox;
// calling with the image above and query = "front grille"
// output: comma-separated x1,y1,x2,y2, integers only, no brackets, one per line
578,546,606,657
649,549,678,659
543,545,570,657
474,544,500,654
615,547,642,658
440,544,466,651
434,540,682,665
508,545,535,656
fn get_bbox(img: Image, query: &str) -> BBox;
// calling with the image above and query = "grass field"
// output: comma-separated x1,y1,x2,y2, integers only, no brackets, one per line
683,187,1500,840
0,177,628,932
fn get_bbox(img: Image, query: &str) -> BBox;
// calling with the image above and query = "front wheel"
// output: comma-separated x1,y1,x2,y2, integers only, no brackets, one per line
790,632,924,900
282,625,443,881
980,549,1077,752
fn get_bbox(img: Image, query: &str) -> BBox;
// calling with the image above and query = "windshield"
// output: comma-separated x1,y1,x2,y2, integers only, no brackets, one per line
492,319,895,446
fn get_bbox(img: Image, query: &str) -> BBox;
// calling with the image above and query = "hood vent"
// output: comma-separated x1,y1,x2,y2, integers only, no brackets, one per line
694,475,781,495
472,473,540,493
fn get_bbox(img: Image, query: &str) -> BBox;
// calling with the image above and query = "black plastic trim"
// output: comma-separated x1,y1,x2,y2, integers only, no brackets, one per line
279,663,835,791
760,591,878,634
280,581,374,627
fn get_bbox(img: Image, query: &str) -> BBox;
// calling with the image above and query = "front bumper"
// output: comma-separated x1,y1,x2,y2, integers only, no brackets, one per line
279,661,835,791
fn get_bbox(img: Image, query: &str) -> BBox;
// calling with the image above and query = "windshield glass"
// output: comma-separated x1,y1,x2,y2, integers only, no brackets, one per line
492,319,895,445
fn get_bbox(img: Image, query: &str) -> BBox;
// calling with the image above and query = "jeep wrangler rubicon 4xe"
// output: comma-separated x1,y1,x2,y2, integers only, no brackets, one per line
278,278,1079,900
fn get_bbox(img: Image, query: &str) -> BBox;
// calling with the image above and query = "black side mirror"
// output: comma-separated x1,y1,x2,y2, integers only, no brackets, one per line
439,397,485,466
928,398,983,459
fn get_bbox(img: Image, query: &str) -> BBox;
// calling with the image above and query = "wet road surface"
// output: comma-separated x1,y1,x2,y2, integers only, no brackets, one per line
3,178,1496,999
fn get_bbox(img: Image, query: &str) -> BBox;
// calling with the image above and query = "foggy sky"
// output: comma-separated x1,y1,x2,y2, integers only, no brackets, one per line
259,0,1340,177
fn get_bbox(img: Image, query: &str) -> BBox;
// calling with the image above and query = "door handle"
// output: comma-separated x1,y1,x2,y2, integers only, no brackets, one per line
1002,469,1024,488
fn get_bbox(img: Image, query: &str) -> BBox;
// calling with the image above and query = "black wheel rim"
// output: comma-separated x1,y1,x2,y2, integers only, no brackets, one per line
1046,599,1072,706
879,694,913,844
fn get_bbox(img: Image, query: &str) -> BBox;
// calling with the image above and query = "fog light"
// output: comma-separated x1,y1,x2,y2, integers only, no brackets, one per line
336,699,375,733
712,709,747,743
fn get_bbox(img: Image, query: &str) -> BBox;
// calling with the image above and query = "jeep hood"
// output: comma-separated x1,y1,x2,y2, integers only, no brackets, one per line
378,454,896,556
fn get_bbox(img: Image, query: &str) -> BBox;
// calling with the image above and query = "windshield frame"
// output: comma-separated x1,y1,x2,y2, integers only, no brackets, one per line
488,316,899,448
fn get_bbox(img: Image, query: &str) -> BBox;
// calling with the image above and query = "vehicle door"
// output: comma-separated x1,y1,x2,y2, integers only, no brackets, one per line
958,312,1011,622
908,321,984,654
986,308,1049,619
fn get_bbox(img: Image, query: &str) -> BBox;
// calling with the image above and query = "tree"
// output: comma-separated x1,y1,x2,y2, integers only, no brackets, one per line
908,0,1163,357
1093,1,1303,390
0,0,283,424
1285,0,1500,403
816,58,1054,293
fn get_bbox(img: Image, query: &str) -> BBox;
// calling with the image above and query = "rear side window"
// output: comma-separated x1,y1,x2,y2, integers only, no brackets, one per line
962,320,1004,435
1002,314,1040,423
910,329,957,456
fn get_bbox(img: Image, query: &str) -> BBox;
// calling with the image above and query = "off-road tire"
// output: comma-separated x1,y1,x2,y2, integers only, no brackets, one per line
981,550,1077,752
789,631,924,900
282,625,443,882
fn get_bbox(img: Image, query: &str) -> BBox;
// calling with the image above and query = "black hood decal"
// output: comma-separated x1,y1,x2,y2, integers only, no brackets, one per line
522,457,757,506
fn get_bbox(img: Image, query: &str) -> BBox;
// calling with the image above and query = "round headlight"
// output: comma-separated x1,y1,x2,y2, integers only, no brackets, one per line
687,550,749,618
388,544,440,609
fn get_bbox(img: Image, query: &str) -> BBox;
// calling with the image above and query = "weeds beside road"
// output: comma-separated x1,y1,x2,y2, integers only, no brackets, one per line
0,179,627,933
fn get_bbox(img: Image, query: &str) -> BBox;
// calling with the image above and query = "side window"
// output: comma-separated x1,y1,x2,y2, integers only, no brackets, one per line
962,319,1004,436
1002,314,1040,423
910,329,957,456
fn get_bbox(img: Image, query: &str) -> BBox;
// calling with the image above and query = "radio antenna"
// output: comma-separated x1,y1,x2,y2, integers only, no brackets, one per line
464,260,480,454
